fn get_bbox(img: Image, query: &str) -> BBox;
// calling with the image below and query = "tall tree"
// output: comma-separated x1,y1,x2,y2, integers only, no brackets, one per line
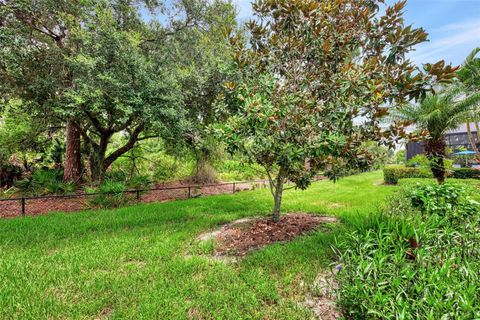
218,0,457,221
64,3,185,182
1,0,230,183
167,0,239,183
0,0,86,181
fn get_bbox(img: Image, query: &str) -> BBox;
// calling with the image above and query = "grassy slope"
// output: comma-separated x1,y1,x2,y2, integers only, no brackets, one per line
0,172,425,319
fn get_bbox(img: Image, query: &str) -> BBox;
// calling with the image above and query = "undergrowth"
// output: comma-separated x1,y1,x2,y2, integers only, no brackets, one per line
335,183,480,319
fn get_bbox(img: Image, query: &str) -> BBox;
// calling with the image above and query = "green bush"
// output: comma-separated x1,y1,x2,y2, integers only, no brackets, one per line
14,169,75,196
88,180,129,209
216,159,265,181
452,168,480,179
335,183,480,319
127,174,152,190
410,183,479,217
105,170,128,182
406,154,430,168
383,165,432,184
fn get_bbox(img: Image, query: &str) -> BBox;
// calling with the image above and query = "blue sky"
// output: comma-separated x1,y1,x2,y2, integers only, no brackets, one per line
233,0,480,66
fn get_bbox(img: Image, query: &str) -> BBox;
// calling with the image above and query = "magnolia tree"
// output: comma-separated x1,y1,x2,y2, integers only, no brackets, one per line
216,0,457,221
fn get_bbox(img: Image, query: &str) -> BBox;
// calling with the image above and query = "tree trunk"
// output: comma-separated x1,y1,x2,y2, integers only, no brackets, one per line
63,121,82,182
191,155,217,184
90,151,107,184
89,140,109,184
271,170,285,222
466,118,480,162
424,138,447,184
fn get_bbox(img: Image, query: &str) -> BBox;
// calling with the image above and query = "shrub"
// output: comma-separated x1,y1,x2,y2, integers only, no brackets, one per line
452,167,480,179
335,183,480,319
127,174,152,190
406,154,430,168
14,169,75,196
383,165,432,184
88,180,128,208
410,183,479,218
217,159,265,181
153,156,178,181
105,170,128,182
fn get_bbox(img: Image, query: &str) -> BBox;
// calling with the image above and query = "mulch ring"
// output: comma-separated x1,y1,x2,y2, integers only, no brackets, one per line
198,213,338,257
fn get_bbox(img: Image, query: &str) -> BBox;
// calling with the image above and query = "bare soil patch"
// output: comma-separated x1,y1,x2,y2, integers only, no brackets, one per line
305,271,340,320
198,213,338,257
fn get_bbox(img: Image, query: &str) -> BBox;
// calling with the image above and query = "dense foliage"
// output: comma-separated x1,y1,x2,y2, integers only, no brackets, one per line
0,0,237,183
383,165,432,184
218,0,456,220
452,167,480,179
335,183,480,318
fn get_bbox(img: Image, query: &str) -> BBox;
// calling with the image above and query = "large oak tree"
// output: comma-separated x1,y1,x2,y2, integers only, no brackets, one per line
1,0,235,183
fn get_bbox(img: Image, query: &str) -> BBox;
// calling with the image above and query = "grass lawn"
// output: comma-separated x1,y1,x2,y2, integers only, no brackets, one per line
0,171,475,319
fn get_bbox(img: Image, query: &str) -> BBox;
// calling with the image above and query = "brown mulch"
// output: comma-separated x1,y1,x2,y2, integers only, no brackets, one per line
208,213,338,256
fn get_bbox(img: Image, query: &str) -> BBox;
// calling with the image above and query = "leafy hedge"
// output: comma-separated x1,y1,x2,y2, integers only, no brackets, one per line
452,168,480,179
383,165,432,184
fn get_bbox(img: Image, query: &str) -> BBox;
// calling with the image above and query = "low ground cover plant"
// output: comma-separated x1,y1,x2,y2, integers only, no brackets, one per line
13,169,75,196
335,182,480,319
87,180,129,209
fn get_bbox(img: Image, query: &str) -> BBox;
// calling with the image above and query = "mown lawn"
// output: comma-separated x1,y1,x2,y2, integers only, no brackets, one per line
0,171,472,319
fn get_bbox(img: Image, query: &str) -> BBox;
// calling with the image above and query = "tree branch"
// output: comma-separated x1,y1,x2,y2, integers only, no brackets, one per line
80,105,109,135
104,124,145,168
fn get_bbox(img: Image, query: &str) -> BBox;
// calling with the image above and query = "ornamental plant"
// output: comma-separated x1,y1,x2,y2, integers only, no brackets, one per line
217,0,457,221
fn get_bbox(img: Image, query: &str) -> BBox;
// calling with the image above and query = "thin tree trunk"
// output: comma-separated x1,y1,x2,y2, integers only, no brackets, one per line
424,138,447,184
271,169,285,222
466,118,480,161
63,121,82,182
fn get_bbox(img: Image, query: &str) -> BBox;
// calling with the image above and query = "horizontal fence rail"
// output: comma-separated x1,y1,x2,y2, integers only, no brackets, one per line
0,177,324,219
0,179,273,218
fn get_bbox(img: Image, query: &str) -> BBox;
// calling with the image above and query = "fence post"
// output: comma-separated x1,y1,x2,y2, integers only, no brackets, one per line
136,190,140,201
21,197,26,217
233,183,236,194
188,186,191,199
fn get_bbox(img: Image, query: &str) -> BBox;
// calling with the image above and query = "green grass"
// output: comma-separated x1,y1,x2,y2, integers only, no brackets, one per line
0,171,474,319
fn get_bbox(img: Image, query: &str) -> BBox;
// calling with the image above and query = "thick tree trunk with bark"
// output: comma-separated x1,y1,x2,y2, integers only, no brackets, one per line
63,121,82,182
424,138,447,184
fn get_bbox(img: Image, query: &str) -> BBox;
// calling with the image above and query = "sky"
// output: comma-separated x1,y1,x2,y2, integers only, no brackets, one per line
233,0,480,66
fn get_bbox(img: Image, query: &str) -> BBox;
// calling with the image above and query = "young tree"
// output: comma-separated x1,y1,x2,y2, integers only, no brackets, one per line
394,90,480,183
218,0,457,221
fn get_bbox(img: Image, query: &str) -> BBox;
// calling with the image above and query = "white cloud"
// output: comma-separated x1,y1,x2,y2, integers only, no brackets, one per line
409,19,480,65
